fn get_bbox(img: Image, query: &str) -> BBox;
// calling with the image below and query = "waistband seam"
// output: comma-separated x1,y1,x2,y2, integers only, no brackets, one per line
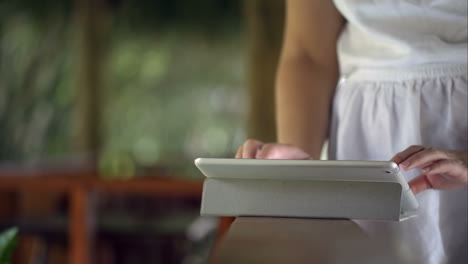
343,64,467,82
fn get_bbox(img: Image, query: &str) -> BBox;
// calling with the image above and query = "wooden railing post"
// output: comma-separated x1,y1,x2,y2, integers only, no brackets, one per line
69,187,95,264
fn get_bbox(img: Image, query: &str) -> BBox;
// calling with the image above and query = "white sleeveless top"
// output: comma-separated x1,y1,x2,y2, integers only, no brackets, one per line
333,0,467,75
329,1,468,264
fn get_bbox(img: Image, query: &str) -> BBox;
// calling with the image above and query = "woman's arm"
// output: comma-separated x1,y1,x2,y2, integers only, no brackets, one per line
235,0,344,160
276,0,345,159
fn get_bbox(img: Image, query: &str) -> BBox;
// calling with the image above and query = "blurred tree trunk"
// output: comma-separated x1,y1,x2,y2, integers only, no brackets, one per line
74,0,112,163
244,0,285,142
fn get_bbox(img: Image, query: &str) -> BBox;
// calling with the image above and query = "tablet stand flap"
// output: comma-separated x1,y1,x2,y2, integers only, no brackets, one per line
201,178,403,221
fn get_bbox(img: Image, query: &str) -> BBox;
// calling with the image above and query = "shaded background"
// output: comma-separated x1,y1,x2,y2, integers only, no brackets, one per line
0,0,283,263
0,0,247,174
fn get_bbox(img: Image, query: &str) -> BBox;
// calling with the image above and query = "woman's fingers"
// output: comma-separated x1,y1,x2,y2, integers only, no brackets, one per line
235,145,243,158
390,145,425,164
256,143,310,160
255,144,277,159
408,157,468,194
408,174,433,195
400,148,451,170
423,159,468,185
423,159,461,175
393,147,467,194
238,139,263,159
234,139,310,160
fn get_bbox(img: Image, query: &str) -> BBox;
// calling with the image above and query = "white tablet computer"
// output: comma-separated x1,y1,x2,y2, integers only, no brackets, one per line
195,158,419,220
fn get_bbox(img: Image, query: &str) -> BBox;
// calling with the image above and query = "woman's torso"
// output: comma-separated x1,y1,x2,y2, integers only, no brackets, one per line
329,1,468,263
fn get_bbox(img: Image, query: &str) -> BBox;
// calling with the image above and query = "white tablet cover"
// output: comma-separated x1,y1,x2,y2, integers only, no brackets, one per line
195,158,419,220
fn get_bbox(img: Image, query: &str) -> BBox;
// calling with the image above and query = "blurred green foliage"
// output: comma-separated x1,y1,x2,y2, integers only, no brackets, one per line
0,0,247,177
0,227,17,264
0,3,74,160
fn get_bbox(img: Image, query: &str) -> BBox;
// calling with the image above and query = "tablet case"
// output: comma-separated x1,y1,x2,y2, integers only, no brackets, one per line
195,158,418,221
197,160,416,221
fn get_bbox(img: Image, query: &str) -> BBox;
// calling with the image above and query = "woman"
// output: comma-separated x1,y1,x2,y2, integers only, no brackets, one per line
235,0,467,263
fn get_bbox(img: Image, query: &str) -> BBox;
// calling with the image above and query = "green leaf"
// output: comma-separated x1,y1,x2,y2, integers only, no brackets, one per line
0,227,18,264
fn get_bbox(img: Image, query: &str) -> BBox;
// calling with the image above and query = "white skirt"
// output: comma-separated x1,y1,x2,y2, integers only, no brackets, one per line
328,64,468,264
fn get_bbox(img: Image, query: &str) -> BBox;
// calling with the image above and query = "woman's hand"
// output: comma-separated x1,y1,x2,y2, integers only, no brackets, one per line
235,139,310,160
391,146,468,195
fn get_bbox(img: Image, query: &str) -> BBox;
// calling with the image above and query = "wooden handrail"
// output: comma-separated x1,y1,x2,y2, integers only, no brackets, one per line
0,175,203,198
